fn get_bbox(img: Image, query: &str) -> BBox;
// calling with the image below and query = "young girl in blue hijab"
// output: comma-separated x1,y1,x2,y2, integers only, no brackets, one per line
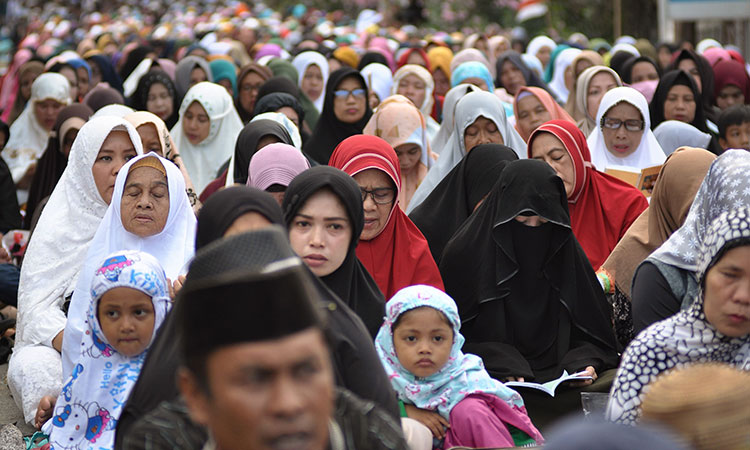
375,284,543,448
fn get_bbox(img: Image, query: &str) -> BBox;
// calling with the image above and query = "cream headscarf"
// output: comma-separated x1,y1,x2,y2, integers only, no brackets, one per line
170,81,244,192
391,64,440,144
575,66,622,137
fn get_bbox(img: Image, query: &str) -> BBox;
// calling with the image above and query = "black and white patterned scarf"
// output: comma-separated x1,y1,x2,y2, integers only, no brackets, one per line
607,207,750,424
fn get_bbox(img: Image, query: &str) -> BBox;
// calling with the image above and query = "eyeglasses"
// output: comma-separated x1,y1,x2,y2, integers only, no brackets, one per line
360,187,395,204
334,88,366,99
600,117,645,132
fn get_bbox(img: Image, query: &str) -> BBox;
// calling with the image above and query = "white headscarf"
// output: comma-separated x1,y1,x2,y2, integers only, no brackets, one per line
391,64,440,145
406,90,526,213
14,117,143,350
292,51,329,113
61,152,196,378
3,72,71,182
586,87,666,171
696,38,722,54
525,36,557,62
44,250,171,449
653,120,712,156
170,81,244,193
430,83,480,155
361,63,394,104
547,48,581,104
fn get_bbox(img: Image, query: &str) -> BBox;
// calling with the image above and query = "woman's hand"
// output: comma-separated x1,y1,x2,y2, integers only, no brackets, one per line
168,275,186,300
404,404,450,439
569,366,597,387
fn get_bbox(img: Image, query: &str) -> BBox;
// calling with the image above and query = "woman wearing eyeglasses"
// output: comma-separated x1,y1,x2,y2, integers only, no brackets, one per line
586,86,666,171
528,120,648,271
303,67,372,165
330,134,444,299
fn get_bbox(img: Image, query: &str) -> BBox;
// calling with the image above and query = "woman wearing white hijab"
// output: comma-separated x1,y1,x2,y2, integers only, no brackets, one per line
3,72,70,202
170,81,243,193
7,116,143,424
587,86,665,171
430,83,480,155
406,90,526,213
547,48,581,104
61,152,196,378
360,63,394,109
525,36,557,70
292,51,329,113
391,64,441,144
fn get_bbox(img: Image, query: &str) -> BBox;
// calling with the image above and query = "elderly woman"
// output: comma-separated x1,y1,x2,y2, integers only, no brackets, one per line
607,207,750,425
59,152,196,381
8,116,143,425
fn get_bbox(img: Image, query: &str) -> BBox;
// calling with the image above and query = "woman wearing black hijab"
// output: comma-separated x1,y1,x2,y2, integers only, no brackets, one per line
128,70,180,128
86,54,124,93
495,51,554,98
198,119,294,201
283,166,385,337
409,144,518,264
666,49,716,122
649,70,708,131
439,159,619,428
621,56,662,84
114,186,399,449
253,92,308,144
257,75,320,132
649,70,723,154
303,67,372,164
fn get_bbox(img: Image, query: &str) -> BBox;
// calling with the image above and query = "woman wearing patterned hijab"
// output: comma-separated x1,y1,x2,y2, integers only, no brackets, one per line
607,207,750,424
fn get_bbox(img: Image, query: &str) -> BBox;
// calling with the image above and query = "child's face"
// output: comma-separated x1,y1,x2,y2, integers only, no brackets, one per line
98,287,155,357
720,122,750,151
392,307,453,378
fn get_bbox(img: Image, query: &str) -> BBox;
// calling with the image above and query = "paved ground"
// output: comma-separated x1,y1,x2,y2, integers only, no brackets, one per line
0,363,35,435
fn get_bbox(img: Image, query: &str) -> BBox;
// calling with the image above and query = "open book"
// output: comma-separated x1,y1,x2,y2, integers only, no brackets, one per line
605,164,662,197
504,370,593,397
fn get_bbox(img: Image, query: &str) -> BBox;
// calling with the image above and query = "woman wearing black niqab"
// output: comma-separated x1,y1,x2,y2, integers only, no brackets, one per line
439,159,619,428
282,166,385,337
303,67,372,164
409,143,518,264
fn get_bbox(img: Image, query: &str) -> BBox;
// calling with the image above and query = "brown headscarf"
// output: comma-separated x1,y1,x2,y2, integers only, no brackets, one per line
574,65,622,137
600,147,715,300
235,63,273,123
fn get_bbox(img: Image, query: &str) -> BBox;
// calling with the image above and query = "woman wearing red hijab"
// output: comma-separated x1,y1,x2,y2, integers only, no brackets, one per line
329,135,444,299
527,120,648,271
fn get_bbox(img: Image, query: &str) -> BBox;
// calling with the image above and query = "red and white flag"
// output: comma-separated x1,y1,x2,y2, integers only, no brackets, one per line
516,0,548,22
